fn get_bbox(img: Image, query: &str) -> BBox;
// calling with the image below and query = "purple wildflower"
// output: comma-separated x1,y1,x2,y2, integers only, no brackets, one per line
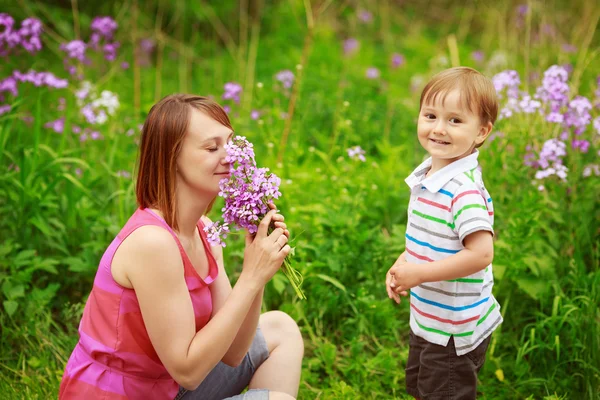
204,221,229,247
15,70,68,88
538,138,566,169
391,53,405,68
492,70,521,99
571,139,590,153
517,4,528,16
90,16,118,45
471,50,484,63
534,65,570,120
251,110,260,120
0,104,10,115
347,146,366,162
358,9,373,23
561,43,577,53
0,76,18,96
366,67,380,79
103,42,120,61
275,70,295,89
223,82,242,104
564,96,592,135
18,18,42,53
44,117,65,133
583,164,600,177
343,38,359,56
209,136,281,238
593,116,600,134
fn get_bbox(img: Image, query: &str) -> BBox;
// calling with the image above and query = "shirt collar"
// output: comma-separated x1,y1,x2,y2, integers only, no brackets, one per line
405,150,480,193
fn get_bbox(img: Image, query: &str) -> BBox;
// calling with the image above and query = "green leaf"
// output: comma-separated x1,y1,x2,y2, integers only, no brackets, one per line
313,274,347,293
516,277,547,300
3,300,18,316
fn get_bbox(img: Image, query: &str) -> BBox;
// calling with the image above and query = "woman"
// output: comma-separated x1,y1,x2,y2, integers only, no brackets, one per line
59,94,304,400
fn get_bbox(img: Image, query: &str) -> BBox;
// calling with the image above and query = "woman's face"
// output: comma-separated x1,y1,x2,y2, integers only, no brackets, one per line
176,109,232,197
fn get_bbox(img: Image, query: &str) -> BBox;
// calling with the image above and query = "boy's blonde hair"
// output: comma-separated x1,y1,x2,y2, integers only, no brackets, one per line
419,67,499,148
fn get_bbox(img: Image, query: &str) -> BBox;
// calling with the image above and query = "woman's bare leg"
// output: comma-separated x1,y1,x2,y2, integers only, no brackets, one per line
248,311,304,398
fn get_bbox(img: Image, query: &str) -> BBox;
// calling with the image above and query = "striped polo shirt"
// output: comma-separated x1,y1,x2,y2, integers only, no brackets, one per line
404,150,503,356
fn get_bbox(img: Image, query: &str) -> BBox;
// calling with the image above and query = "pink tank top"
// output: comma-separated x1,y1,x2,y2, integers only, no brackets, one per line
59,208,219,399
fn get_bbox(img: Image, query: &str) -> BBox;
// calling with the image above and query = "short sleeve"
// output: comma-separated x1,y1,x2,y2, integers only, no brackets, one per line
451,182,494,243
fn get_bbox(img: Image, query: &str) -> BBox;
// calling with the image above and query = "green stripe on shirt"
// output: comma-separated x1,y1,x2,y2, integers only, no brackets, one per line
412,210,455,229
454,204,487,221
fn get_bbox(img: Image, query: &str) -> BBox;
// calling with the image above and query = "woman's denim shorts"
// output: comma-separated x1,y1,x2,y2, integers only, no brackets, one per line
174,327,270,400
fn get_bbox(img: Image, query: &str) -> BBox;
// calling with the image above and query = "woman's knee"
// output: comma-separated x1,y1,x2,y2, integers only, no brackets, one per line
259,311,303,350
268,390,296,400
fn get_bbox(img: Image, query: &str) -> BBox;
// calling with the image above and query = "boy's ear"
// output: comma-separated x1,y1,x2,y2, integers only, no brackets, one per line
476,121,493,144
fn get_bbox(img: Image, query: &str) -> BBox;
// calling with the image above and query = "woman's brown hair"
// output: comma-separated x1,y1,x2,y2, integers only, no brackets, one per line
136,94,232,230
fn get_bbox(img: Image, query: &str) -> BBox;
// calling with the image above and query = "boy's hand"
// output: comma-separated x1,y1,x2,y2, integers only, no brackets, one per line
386,264,408,304
389,262,422,295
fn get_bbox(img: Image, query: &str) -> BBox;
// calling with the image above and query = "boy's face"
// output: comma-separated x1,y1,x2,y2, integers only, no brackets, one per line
417,89,492,169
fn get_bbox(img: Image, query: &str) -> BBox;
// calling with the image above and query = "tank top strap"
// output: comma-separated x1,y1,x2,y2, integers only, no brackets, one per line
195,218,219,284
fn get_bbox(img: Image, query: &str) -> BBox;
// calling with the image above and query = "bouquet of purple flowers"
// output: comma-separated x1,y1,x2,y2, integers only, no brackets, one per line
204,136,305,300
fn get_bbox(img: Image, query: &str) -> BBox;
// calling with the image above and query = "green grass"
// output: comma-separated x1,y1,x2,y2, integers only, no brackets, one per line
1,0,599,398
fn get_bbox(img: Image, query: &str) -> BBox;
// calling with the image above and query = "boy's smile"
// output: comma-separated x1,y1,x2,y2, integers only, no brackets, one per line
417,89,492,173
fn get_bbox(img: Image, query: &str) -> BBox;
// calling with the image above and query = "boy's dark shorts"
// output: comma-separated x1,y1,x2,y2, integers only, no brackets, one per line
405,330,491,400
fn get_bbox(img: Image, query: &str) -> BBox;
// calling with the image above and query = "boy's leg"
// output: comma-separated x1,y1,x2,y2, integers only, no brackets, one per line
412,334,491,399
405,330,424,399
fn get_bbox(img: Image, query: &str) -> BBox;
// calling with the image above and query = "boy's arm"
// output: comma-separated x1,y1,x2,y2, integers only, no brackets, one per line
390,230,493,292
417,230,493,282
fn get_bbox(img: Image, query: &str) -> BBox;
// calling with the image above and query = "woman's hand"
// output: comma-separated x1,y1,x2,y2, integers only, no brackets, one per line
267,203,290,239
242,208,291,286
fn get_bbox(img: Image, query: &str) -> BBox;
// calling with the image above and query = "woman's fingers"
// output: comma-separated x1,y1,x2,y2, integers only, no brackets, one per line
257,210,277,237
275,233,288,248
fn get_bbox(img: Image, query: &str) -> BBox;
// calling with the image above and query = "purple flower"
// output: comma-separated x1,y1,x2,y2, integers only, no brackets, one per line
251,110,260,120
561,43,577,54
121,61,129,69
343,38,359,56
103,42,120,61
204,221,229,247
366,67,380,79
275,70,295,89
542,24,556,38
223,82,242,104
10,70,68,90
60,40,88,75
492,70,521,99
358,9,373,23
593,116,600,134
347,145,366,162
209,136,281,241
116,170,131,178
44,117,65,133
471,50,484,63
139,38,155,53
90,131,103,140
0,76,18,96
0,104,10,115
90,16,118,44
583,165,600,177
571,139,590,153
534,65,570,120
564,96,592,135
391,53,405,68
538,138,566,169
517,4,528,16
518,95,542,113
18,18,42,53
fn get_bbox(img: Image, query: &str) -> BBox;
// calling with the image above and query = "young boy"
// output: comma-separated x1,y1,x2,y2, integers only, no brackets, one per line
386,67,502,399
